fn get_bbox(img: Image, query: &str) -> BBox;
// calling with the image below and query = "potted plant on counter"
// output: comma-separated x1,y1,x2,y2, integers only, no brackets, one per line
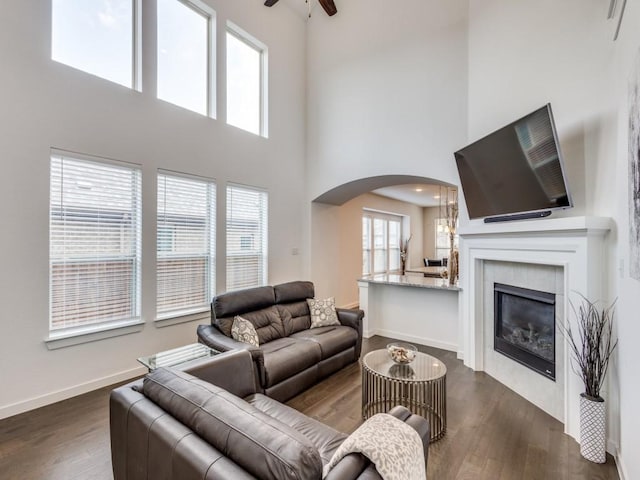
562,293,618,463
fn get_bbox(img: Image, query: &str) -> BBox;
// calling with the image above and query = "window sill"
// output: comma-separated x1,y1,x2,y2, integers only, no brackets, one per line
45,319,145,350
155,309,210,328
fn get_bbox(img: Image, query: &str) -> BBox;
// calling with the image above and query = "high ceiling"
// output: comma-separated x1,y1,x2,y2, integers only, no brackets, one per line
372,184,455,208
274,0,321,18
265,2,455,210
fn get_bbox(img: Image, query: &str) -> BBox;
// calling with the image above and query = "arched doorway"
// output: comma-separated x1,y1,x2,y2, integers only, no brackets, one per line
310,175,458,306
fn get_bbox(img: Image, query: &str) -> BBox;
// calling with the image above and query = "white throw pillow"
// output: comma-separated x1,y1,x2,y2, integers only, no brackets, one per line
307,297,340,328
231,315,259,346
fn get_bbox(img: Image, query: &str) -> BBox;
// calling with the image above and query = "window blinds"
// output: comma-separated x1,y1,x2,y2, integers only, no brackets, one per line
157,172,215,318
226,184,268,291
49,153,141,332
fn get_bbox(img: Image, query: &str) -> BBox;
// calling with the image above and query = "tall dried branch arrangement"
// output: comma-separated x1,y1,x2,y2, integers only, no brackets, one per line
400,235,412,262
445,194,458,247
560,294,618,400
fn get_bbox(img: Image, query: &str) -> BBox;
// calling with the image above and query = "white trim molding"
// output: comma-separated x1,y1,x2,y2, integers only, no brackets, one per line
45,320,145,350
0,366,145,420
458,216,612,446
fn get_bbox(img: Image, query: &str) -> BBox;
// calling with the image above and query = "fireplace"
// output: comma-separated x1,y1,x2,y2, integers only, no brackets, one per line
460,217,611,438
494,283,556,380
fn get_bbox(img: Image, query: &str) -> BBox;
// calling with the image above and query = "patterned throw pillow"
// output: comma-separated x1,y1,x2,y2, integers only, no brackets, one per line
231,315,259,346
307,297,340,328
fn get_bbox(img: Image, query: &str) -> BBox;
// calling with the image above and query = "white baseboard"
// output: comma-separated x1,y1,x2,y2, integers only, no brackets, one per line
363,329,375,339
0,366,146,420
607,439,617,455
613,444,628,480
366,328,458,352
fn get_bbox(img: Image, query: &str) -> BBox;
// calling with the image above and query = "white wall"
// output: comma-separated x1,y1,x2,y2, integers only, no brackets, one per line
306,0,469,200
609,1,640,478
467,1,640,477
306,0,468,305
311,193,424,305
467,0,614,221
0,0,307,417
4,1,639,474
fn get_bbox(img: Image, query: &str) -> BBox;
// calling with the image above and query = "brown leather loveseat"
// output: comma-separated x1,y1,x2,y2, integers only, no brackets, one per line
110,350,430,480
197,281,364,401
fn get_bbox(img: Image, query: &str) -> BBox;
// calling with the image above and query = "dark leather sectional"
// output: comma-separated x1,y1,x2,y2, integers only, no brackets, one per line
197,280,364,402
110,350,430,479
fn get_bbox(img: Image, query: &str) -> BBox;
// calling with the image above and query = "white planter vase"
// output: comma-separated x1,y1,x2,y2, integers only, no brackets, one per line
579,394,606,463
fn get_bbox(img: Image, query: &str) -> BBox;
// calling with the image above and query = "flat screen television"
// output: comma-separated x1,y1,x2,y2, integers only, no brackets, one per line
454,104,572,222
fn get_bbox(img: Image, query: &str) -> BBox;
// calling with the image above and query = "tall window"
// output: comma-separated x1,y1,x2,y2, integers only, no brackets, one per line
157,172,215,319
157,0,213,115
226,184,268,291
226,24,267,136
49,152,141,334
362,212,403,275
388,220,401,271
362,217,372,275
435,218,459,260
51,0,138,89
373,218,388,273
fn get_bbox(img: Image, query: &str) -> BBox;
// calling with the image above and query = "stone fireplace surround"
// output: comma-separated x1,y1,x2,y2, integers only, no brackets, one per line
483,261,564,421
458,216,611,444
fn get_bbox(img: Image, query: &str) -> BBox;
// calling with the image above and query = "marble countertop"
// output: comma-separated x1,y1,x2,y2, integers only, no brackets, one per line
358,273,461,291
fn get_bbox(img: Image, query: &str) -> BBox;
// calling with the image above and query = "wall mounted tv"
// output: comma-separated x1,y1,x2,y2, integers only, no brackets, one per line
454,104,573,223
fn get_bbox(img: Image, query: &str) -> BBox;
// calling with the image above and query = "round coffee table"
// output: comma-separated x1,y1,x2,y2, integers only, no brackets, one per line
361,349,447,443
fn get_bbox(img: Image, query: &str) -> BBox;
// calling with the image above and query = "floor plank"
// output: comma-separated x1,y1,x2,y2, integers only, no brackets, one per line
0,335,620,479
289,336,619,480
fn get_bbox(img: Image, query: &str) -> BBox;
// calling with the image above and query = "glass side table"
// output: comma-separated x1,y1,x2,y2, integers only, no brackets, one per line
362,349,447,443
138,343,221,371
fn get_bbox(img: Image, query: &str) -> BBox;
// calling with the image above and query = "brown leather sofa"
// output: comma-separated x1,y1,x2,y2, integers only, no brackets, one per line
197,281,364,402
110,350,430,480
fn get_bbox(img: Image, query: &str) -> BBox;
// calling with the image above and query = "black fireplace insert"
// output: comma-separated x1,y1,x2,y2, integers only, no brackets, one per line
494,283,556,380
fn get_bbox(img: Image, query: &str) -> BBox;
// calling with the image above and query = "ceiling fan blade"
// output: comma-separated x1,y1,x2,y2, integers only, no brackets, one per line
318,0,337,16
264,0,280,6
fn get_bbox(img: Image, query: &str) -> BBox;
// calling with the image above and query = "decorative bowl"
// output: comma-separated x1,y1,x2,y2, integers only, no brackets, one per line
386,342,417,364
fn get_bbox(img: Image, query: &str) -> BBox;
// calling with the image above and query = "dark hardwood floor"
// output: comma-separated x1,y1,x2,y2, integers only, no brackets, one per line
290,336,619,480
0,336,619,479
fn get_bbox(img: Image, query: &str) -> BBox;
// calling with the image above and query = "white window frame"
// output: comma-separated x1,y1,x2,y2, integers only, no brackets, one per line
362,210,404,275
156,170,216,323
226,183,268,291
47,149,142,349
51,0,142,91
156,0,216,117
226,21,268,137
362,216,372,275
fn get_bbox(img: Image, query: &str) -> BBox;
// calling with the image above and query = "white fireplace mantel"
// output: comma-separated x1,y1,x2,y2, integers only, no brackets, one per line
458,215,612,238
458,215,612,444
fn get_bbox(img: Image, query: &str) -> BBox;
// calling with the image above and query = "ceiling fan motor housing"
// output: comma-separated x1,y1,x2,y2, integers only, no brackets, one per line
264,0,337,16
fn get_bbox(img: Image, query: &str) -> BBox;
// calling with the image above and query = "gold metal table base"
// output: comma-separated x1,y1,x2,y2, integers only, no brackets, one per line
362,360,447,443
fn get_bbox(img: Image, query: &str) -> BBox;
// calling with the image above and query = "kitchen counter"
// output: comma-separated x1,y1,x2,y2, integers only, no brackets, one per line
358,274,460,353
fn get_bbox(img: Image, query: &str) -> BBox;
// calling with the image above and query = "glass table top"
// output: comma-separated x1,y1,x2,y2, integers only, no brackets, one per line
362,348,447,382
138,343,220,370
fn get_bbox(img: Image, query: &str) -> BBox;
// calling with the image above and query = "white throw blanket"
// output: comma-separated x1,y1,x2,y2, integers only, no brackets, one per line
322,413,426,480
